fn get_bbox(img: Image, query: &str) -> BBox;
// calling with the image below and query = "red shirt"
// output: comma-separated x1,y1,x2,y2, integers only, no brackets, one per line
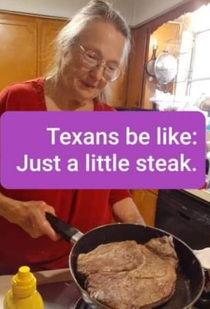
0,78,130,274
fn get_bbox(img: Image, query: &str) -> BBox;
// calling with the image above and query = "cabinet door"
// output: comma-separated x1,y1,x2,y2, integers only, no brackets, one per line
38,19,67,76
126,26,149,108
0,13,37,91
131,189,158,226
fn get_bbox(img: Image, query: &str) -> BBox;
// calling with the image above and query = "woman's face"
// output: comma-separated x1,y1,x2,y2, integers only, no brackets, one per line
60,20,126,102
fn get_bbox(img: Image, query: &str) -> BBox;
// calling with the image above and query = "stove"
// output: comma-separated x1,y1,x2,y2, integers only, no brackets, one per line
73,298,196,309
38,280,197,309
74,298,91,309
38,280,80,309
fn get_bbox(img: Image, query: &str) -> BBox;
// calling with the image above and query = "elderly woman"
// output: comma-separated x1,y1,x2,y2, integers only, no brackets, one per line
0,0,144,274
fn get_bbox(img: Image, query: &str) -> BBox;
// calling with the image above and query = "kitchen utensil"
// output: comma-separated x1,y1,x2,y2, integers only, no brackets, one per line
46,213,204,309
154,51,178,84
145,48,157,77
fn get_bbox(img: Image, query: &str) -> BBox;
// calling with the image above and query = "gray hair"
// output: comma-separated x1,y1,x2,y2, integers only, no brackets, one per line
48,0,131,103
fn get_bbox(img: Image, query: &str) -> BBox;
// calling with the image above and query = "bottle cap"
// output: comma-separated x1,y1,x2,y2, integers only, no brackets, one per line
12,266,36,298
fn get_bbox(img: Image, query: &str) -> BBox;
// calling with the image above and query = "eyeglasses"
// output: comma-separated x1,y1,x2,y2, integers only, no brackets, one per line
78,44,121,82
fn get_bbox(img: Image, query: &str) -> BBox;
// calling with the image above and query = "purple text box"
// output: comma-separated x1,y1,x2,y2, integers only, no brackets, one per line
0,111,206,189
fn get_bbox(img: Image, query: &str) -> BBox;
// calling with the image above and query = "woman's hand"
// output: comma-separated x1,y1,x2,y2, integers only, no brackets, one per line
0,193,59,241
15,201,60,240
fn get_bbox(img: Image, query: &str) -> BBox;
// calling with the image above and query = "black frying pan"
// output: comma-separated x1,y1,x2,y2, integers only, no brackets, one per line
46,213,205,309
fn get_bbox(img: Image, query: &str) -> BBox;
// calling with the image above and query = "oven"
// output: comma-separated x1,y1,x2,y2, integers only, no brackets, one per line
155,190,210,308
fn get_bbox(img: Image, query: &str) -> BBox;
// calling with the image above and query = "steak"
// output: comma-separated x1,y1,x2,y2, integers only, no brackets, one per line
77,236,178,309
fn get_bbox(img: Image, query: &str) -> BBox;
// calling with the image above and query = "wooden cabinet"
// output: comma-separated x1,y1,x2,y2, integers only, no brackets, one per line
0,13,38,91
38,19,67,76
126,26,149,109
0,13,66,91
131,189,158,226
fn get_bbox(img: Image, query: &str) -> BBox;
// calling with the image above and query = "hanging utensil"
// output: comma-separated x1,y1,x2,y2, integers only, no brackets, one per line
145,46,158,77
155,50,178,85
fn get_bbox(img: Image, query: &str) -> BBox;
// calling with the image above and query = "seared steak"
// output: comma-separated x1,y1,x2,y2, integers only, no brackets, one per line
77,241,145,274
77,236,178,309
145,236,178,268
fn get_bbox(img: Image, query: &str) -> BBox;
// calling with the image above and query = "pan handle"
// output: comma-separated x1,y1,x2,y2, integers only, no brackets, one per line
46,213,83,243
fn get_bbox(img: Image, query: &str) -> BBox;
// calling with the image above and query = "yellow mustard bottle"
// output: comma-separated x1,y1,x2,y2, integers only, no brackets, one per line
4,266,44,309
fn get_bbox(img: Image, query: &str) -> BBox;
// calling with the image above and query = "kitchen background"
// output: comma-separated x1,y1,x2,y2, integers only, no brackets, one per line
0,0,210,230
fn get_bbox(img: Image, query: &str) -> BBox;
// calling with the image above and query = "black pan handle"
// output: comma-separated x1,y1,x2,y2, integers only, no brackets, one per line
46,213,83,243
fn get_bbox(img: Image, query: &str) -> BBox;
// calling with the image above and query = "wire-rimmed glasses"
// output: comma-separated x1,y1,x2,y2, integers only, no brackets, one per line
78,44,121,82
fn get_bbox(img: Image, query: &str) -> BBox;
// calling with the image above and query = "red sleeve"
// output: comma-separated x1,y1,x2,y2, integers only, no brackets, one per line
0,78,46,113
109,189,131,206
0,86,10,116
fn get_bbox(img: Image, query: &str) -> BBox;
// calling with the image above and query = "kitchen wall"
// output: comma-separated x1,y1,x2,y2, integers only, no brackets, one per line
0,0,191,26
132,0,190,26
0,0,135,25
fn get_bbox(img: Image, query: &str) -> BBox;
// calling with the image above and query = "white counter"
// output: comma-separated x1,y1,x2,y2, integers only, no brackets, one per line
184,189,210,203
0,268,72,308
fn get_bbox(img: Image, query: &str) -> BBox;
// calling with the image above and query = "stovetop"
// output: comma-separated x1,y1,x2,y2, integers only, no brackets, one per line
38,280,80,309
38,280,197,309
73,299,196,309
73,298,90,309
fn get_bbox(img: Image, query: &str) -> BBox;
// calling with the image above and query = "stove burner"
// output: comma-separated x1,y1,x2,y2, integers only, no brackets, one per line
74,298,94,309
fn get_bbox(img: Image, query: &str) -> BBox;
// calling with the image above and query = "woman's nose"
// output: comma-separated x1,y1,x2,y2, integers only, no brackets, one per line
89,65,105,81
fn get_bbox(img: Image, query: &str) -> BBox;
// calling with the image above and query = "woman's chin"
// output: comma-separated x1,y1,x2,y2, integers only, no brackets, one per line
76,89,98,101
